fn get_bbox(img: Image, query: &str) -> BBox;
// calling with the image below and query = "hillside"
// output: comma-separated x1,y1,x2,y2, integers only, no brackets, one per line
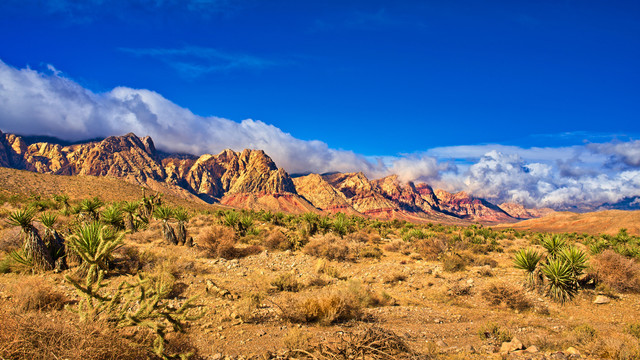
495,210,640,236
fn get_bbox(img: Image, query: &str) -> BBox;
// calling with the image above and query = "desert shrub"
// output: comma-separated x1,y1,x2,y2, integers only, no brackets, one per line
478,323,512,345
359,245,382,259
283,289,363,325
271,272,303,292
573,324,598,344
474,256,498,268
415,238,447,260
441,254,467,272
14,278,69,311
312,326,414,359
315,259,342,279
590,250,640,293
283,328,313,353
347,280,394,307
303,233,353,261
626,323,640,340
447,282,472,296
197,225,243,259
383,239,409,253
383,271,407,284
263,229,292,250
481,282,532,311
113,246,157,275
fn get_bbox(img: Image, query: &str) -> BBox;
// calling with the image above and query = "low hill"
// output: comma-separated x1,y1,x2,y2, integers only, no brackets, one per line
495,209,640,236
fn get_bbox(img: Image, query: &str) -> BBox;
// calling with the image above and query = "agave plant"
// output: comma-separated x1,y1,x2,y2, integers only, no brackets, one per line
541,234,567,258
39,212,66,269
67,222,124,281
154,205,177,245
101,204,124,230
8,208,54,271
541,257,577,304
513,248,542,288
174,207,190,245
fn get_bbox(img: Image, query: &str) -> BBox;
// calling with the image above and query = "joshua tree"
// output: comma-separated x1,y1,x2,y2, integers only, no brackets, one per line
80,197,104,222
122,201,139,232
139,189,162,224
39,212,66,270
53,194,71,215
154,205,177,245
174,207,190,245
8,208,54,271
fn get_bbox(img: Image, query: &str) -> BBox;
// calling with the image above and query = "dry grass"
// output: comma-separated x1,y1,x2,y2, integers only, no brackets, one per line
282,288,363,325
13,278,69,311
481,281,532,311
263,228,291,250
303,233,354,261
441,253,468,272
271,272,303,292
0,310,153,360
382,239,411,254
590,250,640,293
312,325,415,359
414,238,448,260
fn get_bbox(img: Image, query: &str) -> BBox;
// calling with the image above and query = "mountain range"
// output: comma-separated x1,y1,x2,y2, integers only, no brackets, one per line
0,130,553,223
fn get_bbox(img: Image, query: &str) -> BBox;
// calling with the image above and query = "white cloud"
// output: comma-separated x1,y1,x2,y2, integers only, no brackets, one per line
1,59,639,210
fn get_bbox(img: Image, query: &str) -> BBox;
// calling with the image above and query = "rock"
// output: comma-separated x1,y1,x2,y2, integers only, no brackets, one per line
435,340,447,348
565,347,581,355
500,337,524,354
526,345,539,353
594,295,611,304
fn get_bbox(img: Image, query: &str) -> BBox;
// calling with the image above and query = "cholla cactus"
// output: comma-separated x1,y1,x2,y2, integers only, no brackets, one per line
66,268,204,359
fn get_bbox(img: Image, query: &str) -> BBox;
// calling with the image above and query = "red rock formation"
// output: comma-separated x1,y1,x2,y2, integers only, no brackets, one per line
434,190,513,222
498,202,554,219
292,174,360,214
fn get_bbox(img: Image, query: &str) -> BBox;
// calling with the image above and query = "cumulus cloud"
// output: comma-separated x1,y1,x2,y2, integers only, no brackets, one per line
1,59,639,210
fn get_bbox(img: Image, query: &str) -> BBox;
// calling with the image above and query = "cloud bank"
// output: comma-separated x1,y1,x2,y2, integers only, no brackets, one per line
1,59,639,210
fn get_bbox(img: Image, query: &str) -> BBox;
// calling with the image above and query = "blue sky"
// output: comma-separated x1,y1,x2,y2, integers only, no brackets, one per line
0,0,639,209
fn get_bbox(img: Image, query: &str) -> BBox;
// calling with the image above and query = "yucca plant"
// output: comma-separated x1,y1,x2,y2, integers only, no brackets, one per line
154,205,177,245
80,197,104,222
541,257,577,304
333,213,351,237
318,216,333,234
223,210,239,229
261,210,274,223
174,207,190,245
513,248,542,288
122,201,139,232
272,212,285,226
67,221,124,281
238,213,254,236
53,194,71,215
101,204,124,230
39,212,66,270
8,208,54,271
139,190,162,224
558,246,588,284
541,234,567,258
301,212,319,236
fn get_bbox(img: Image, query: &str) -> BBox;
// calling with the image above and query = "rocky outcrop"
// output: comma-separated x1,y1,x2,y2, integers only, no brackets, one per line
498,202,554,219
323,172,399,215
435,190,513,222
292,174,359,214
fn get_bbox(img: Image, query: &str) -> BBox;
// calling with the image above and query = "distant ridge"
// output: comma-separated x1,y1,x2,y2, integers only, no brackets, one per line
0,129,551,223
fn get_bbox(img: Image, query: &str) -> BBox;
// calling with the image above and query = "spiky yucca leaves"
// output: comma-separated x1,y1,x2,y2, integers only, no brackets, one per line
39,212,66,270
333,213,351,237
558,246,588,285
513,248,542,288
67,222,124,281
301,212,319,236
223,210,239,229
261,210,274,223
101,204,125,230
7,208,54,271
122,201,140,232
174,207,190,245
139,190,162,224
541,257,577,304
238,213,254,236
53,194,71,215
154,206,177,245
318,216,333,234
541,234,568,258
80,197,104,222
65,268,204,360
272,211,285,226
